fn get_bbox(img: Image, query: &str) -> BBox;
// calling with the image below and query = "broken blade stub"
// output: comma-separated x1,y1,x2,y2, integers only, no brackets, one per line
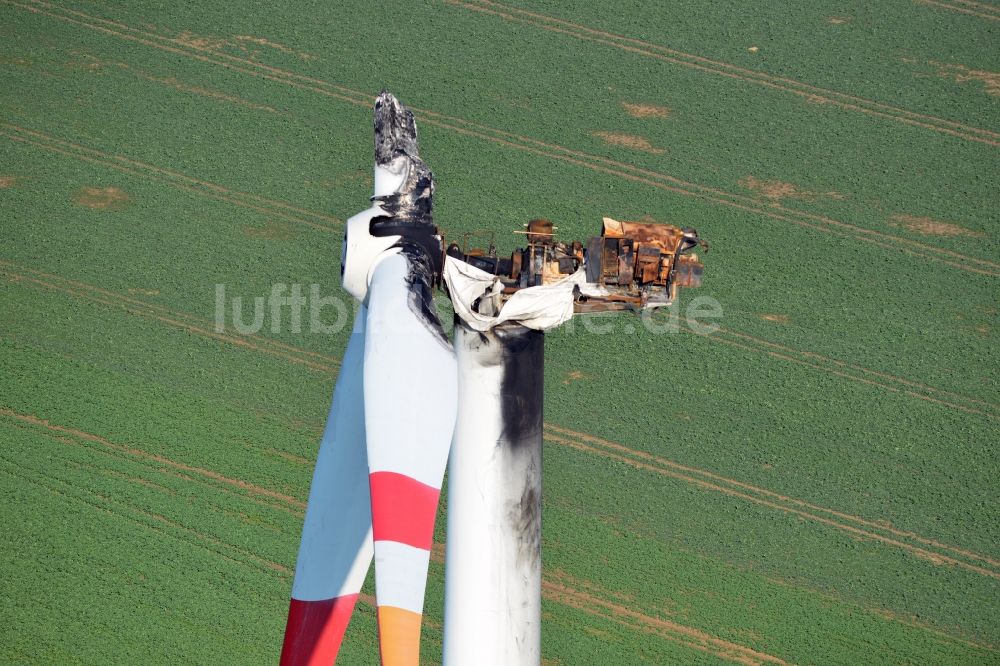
368,91,444,295
371,91,434,226
374,90,421,167
342,91,445,308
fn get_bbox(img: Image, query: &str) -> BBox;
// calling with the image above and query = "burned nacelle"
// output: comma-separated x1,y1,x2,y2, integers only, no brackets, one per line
445,217,706,312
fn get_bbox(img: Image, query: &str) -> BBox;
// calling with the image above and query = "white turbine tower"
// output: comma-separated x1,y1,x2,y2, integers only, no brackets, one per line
443,320,545,664
280,92,705,666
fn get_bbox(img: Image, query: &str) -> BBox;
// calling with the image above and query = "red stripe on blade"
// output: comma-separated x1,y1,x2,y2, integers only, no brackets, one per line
369,471,440,550
280,594,358,666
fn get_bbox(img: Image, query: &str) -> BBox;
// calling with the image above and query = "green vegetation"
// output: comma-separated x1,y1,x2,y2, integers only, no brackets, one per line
1,0,997,663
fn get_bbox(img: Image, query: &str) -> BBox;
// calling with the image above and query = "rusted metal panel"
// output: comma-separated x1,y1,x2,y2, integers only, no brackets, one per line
657,255,672,284
673,255,703,288
602,217,684,247
585,237,603,282
636,246,660,284
602,217,626,238
602,238,619,281
617,239,635,286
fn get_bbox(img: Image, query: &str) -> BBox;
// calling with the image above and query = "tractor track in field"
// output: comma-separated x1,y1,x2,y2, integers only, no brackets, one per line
5,406,996,656
3,264,999,582
713,327,1000,414
0,260,339,374
5,0,1000,278
0,455,294,576
702,328,998,418
0,408,305,509
1,410,789,665
540,578,788,666
544,431,1000,580
449,0,1000,145
542,426,1000,578
915,0,1000,21
0,124,341,235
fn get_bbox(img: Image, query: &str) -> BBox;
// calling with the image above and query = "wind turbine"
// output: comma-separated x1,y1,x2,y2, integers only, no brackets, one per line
279,92,705,666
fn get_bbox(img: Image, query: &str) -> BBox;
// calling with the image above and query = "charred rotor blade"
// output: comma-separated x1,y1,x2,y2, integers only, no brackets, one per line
374,90,421,166
371,91,434,225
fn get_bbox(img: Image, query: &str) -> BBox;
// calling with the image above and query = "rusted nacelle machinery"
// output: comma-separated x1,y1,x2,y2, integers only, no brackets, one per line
446,216,706,313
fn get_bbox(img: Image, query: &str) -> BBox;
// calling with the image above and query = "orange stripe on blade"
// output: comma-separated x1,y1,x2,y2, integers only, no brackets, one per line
377,605,423,666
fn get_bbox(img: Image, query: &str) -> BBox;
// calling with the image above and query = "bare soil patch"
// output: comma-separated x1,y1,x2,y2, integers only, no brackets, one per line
234,35,317,60
174,30,315,60
244,219,294,240
904,57,1000,96
592,131,666,154
934,62,1000,96
826,16,852,24
759,313,791,324
139,72,279,113
890,214,985,238
73,186,128,209
739,175,844,204
583,626,617,640
0,176,17,188
72,53,278,113
175,30,230,51
622,102,671,119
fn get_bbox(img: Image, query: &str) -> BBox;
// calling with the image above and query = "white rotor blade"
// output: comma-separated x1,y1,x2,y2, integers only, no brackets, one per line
281,308,373,666
363,252,457,665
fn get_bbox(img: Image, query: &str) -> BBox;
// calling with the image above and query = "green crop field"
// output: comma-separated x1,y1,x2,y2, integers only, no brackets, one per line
2,0,998,663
